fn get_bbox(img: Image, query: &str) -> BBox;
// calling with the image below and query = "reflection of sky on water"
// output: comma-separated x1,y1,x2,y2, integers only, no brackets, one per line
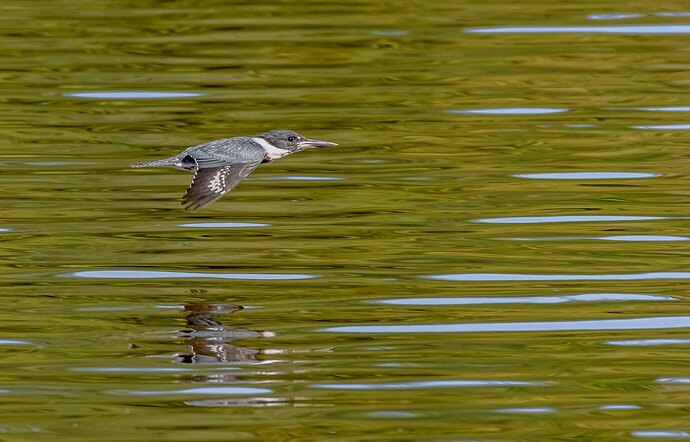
587,13,644,20
253,176,343,181
629,106,690,112
25,161,97,166
586,11,690,20
655,12,690,17
514,172,660,179
376,293,673,306
66,91,203,99
466,25,690,34
496,407,556,414
633,124,690,130
448,108,568,115
322,316,690,334
110,386,272,396
370,30,409,36
312,379,550,390
65,270,317,280
178,222,269,228
599,404,642,410
369,411,415,418
630,430,690,439
657,378,690,385
507,235,689,242
0,339,33,346
474,215,669,224
607,339,690,347
73,367,193,373
427,272,690,282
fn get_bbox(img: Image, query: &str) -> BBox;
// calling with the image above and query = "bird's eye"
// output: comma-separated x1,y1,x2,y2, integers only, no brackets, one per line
287,136,296,142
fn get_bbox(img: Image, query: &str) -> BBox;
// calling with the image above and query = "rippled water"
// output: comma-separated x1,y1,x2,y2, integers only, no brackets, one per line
1,1,689,440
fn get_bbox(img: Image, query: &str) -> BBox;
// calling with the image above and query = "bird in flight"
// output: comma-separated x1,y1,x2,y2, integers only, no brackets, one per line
132,130,337,210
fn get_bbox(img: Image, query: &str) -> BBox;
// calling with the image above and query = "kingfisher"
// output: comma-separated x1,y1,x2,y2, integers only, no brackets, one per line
132,130,337,210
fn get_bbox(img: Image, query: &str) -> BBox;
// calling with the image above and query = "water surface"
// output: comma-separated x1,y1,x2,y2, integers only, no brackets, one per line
1,0,689,440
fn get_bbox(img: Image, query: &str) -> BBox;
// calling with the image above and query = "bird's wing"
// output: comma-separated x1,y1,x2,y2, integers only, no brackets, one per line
176,137,266,210
181,158,263,210
188,137,265,166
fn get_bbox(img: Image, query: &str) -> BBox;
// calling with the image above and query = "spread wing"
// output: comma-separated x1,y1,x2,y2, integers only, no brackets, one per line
182,161,262,210
180,138,265,210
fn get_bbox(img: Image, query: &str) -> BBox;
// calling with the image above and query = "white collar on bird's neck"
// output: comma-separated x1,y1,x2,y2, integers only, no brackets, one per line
252,137,291,160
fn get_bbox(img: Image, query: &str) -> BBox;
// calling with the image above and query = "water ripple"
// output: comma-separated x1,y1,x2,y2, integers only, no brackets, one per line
109,386,272,396
0,339,33,346
587,13,645,20
72,367,194,373
474,215,667,224
371,30,410,36
606,339,690,346
321,316,690,334
631,430,690,439
66,91,203,99
426,272,690,282
656,378,690,384
508,235,689,242
370,411,415,418
63,270,317,280
599,235,689,242
376,293,673,306
186,398,289,407
465,25,690,34
255,175,343,181
496,407,556,414
585,12,690,20
654,12,690,17
514,172,660,179
25,161,97,166
632,124,690,130
599,404,642,410
447,108,568,115
311,380,551,390
631,106,690,112
178,222,269,228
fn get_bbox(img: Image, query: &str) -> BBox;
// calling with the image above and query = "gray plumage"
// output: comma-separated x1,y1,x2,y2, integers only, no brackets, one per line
132,129,337,210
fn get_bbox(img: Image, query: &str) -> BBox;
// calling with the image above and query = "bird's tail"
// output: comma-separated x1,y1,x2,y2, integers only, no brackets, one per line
131,157,178,168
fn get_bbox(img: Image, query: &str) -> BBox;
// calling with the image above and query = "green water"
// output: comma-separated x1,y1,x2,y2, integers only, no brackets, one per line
1,1,690,440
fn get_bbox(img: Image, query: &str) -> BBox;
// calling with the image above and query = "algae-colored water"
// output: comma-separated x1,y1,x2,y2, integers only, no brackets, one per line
1,1,689,440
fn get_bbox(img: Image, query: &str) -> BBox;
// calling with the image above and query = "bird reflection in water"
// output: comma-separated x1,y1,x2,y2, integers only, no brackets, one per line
177,303,274,366
175,302,331,407
176,302,281,407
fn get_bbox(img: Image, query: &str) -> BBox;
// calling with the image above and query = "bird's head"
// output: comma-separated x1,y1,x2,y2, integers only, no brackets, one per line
256,129,337,152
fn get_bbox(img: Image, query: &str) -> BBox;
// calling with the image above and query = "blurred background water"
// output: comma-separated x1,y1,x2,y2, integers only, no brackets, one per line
1,0,689,440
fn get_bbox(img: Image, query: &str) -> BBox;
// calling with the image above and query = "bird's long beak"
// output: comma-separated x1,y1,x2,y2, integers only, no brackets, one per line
299,138,338,148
